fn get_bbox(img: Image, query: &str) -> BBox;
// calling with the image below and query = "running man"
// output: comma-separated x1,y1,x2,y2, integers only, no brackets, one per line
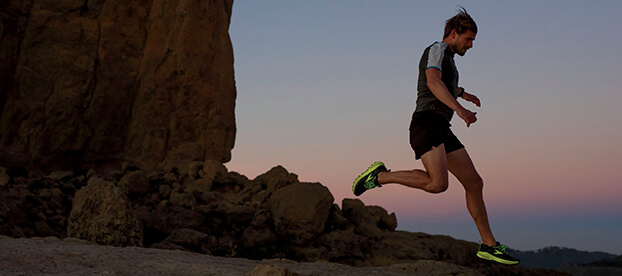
352,7,519,265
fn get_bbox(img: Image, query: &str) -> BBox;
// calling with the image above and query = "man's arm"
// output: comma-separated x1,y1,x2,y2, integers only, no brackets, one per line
425,68,477,127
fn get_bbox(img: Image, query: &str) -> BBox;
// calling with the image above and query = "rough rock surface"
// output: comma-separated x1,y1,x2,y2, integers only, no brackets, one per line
0,0,236,171
67,177,143,246
268,182,334,246
1,235,473,276
0,163,569,276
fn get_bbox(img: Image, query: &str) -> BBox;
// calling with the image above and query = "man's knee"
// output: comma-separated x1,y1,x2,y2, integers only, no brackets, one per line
465,175,484,192
474,176,484,190
427,179,449,194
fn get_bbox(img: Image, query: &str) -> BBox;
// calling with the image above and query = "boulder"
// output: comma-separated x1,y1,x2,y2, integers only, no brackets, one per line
161,206,204,234
326,204,351,230
364,231,479,267
185,178,213,194
241,211,277,247
46,171,74,181
226,204,256,223
241,226,278,249
342,198,397,237
117,170,150,196
187,161,203,180
317,228,367,263
268,182,334,245
254,166,299,193
202,160,228,182
68,177,143,246
169,191,197,208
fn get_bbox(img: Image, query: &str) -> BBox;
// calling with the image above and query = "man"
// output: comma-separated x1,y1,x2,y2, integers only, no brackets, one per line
352,7,519,265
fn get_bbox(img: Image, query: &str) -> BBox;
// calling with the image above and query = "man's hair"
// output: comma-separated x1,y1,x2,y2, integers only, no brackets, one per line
443,6,477,39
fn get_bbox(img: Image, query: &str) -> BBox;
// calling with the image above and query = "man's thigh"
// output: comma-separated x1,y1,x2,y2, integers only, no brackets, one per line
421,143,449,185
447,148,482,187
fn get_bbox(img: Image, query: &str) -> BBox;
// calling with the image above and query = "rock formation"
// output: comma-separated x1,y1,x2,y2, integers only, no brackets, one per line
0,0,236,171
268,182,334,246
0,163,568,275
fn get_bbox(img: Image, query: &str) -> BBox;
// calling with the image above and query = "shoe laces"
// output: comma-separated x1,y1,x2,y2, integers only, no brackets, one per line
364,179,377,189
494,244,509,254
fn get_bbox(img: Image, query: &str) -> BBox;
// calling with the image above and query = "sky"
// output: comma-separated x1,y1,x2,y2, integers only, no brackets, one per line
227,1,622,255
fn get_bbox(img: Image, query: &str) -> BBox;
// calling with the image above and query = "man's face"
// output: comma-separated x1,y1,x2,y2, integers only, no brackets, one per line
451,29,476,56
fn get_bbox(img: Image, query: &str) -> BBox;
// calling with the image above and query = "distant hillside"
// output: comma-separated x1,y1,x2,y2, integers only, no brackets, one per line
507,246,617,270
588,255,622,267
559,255,622,276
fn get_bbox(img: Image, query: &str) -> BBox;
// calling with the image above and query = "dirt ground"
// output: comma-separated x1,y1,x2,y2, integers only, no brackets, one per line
2,235,469,276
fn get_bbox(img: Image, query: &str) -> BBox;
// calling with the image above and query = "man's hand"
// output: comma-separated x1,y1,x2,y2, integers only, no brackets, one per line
461,91,481,107
456,89,480,127
457,107,477,127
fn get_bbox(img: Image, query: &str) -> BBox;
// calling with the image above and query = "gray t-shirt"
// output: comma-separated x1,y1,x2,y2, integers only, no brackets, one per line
414,42,459,122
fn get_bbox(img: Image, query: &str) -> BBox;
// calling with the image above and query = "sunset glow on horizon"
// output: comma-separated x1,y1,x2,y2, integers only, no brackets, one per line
227,1,622,255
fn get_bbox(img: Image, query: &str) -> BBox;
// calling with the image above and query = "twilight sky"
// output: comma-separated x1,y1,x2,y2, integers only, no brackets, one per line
227,1,622,255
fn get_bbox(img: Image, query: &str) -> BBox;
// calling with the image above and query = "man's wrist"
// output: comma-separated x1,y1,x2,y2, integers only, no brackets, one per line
458,87,465,98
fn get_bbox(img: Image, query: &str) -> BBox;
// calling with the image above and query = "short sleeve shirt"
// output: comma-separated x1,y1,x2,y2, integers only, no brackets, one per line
414,42,459,121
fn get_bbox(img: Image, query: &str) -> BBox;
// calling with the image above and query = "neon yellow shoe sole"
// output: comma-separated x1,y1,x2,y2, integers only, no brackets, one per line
476,251,520,266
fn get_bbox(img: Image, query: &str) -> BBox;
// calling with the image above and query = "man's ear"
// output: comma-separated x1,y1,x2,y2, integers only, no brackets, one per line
449,29,457,40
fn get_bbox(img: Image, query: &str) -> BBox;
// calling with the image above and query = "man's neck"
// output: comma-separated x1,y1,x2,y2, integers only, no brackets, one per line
441,39,455,54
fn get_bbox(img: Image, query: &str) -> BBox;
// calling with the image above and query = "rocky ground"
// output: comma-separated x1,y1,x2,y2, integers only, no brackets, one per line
0,162,568,275
0,235,485,276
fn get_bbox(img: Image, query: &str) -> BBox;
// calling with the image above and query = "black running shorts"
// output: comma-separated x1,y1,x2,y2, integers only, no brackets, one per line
409,111,464,160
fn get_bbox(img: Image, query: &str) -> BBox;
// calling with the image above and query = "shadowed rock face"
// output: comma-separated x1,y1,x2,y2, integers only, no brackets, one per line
0,0,236,171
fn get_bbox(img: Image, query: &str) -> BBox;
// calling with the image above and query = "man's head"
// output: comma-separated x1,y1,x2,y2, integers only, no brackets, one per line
443,7,477,56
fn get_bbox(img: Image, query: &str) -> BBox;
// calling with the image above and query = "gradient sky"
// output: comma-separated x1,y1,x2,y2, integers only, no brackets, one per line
227,1,622,255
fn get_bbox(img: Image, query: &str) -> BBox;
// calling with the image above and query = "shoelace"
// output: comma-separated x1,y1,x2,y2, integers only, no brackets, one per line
364,179,377,189
494,244,509,254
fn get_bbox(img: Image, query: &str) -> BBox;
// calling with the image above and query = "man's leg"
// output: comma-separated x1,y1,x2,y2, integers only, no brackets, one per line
446,148,496,246
377,144,449,194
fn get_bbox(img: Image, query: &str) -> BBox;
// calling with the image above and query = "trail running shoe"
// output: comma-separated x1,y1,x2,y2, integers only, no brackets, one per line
352,161,389,196
476,242,520,265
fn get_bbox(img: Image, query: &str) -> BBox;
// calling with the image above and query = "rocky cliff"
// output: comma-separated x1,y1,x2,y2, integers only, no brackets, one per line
0,0,236,171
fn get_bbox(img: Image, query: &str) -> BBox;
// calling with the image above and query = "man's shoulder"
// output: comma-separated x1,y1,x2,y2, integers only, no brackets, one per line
426,41,448,51
421,42,448,70
423,42,449,60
